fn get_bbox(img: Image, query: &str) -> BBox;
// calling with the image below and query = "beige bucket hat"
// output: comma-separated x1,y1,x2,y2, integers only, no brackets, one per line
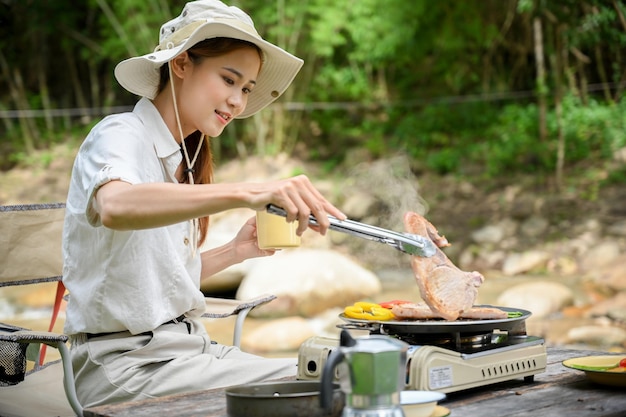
114,0,303,118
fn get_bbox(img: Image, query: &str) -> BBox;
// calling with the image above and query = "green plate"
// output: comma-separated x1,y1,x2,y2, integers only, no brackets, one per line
562,355,626,387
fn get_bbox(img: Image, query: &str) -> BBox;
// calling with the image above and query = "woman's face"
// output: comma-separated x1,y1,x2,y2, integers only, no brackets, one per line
177,47,261,138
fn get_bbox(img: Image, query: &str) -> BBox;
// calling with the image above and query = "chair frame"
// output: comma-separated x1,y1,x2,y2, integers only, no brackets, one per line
0,325,82,416
0,202,274,416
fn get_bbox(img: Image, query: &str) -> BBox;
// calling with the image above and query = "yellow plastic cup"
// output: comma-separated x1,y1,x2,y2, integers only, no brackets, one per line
256,210,301,249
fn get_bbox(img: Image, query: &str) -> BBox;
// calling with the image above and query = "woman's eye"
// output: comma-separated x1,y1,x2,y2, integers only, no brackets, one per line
223,77,234,85
242,87,252,94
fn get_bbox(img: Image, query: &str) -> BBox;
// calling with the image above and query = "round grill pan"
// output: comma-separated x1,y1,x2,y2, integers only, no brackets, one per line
339,305,531,335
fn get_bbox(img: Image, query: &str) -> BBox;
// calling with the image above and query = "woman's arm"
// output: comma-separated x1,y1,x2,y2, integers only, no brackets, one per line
94,174,346,235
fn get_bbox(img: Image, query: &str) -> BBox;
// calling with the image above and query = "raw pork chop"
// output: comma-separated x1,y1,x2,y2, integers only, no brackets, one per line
404,212,484,320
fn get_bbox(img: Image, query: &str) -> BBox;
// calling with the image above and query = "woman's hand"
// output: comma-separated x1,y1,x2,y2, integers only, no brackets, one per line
200,216,275,281
230,215,277,262
248,174,346,236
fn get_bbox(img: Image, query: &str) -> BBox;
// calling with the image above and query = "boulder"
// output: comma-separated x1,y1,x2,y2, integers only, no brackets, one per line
237,249,382,317
567,324,626,348
200,208,255,292
586,254,626,292
580,240,621,272
496,280,574,318
585,291,626,320
520,216,549,238
501,250,551,276
242,316,316,353
471,218,518,245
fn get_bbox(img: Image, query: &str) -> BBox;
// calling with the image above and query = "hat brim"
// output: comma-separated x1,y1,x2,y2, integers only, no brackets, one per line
114,21,303,119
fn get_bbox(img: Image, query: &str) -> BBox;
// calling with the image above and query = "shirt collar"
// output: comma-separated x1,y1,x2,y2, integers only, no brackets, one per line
133,97,180,159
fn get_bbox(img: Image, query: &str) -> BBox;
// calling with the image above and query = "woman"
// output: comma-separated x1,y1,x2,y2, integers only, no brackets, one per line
62,0,345,408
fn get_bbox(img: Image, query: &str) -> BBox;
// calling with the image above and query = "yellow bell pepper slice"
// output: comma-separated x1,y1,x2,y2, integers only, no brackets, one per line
344,302,395,321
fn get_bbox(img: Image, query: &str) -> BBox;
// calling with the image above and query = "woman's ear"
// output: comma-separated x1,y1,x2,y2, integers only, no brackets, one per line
169,52,191,79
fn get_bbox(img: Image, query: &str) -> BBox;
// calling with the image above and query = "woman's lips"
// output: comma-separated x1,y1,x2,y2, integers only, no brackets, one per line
215,110,231,124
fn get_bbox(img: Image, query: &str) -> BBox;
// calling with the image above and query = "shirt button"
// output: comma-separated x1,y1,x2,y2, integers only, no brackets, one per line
184,238,190,245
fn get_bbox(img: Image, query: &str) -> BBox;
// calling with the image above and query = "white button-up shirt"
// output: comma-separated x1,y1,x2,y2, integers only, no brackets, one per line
62,98,205,335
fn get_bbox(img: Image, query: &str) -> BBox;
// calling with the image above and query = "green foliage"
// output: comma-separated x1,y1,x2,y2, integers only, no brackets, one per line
473,95,626,176
2,0,626,196
88,0,181,63
388,101,500,174
481,103,547,175
603,166,626,186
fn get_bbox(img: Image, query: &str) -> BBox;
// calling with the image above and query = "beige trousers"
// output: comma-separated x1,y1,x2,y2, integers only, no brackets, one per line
70,318,297,409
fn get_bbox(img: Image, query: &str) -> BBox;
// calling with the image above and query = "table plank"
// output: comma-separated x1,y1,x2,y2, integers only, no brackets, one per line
84,348,626,417
441,348,626,417
83,387,228,417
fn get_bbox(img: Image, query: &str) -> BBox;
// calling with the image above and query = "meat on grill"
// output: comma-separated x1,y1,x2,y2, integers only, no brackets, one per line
391,302,508,320
404,211,485,320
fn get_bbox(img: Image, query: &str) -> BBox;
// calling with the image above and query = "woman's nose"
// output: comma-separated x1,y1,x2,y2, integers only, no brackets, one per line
227,91,245,111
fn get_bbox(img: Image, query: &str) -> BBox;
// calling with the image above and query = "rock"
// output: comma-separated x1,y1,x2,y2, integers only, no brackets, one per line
348,155,428,222
308,307,348,338
613,146,626,163
471,225,504,244
580,240,622,272
460,248,506,272
501,250,551,276
457,246,477,270
200,209,256,292
567,324,626,348
342,191,379,219
242,316,316,352
509,194,537,219
343,148,374,168
215,153,304,183
237,249,382,318
606,219,626,236
520,216,549,238
585,291,626,321
202,268,247,293
456,181,477,199
546,255,579,276
471,219,518,245
496,281,574,318
585,254,626,292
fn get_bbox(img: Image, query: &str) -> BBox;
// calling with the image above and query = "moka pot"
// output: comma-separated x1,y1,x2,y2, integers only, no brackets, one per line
320,330,408,417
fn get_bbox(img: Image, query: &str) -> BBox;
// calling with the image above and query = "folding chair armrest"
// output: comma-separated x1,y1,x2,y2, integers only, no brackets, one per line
0,329,69,346
202,294,276,348
202,294,276,318
0,328,83,416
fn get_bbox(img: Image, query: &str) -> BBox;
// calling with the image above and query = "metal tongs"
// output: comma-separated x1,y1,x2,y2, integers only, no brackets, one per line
266,204,437,257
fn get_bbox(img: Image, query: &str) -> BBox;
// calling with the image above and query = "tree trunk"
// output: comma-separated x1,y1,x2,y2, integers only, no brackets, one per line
38,68,54,133
593,44,613,103
253,111,269,156
13,68,40,151
554,25,565,192
64,48,90,123
570,47,590,105
0,51,34,153
533,16,547,142
612,0,626,101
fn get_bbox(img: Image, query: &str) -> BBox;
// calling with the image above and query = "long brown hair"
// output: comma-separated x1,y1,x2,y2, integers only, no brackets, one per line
157,38,262,246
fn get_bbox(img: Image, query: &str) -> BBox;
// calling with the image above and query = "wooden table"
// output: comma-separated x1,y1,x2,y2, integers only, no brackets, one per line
84,347,626,417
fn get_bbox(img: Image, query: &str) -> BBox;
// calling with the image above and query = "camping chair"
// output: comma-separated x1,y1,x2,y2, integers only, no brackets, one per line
0,202,276,417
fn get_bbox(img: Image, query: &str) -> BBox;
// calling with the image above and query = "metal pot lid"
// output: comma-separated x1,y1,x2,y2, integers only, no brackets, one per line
225,381,344,417
226,381,338,398
339,305,531,335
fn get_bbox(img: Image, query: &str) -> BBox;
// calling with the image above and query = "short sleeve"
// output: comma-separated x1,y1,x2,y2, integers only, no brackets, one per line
77,114,150,226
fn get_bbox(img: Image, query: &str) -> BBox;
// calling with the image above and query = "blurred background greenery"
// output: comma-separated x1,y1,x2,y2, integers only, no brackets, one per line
1,0,626,191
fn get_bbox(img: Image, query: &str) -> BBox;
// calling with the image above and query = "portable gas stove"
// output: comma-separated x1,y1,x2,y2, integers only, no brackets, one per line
297,306,547,393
